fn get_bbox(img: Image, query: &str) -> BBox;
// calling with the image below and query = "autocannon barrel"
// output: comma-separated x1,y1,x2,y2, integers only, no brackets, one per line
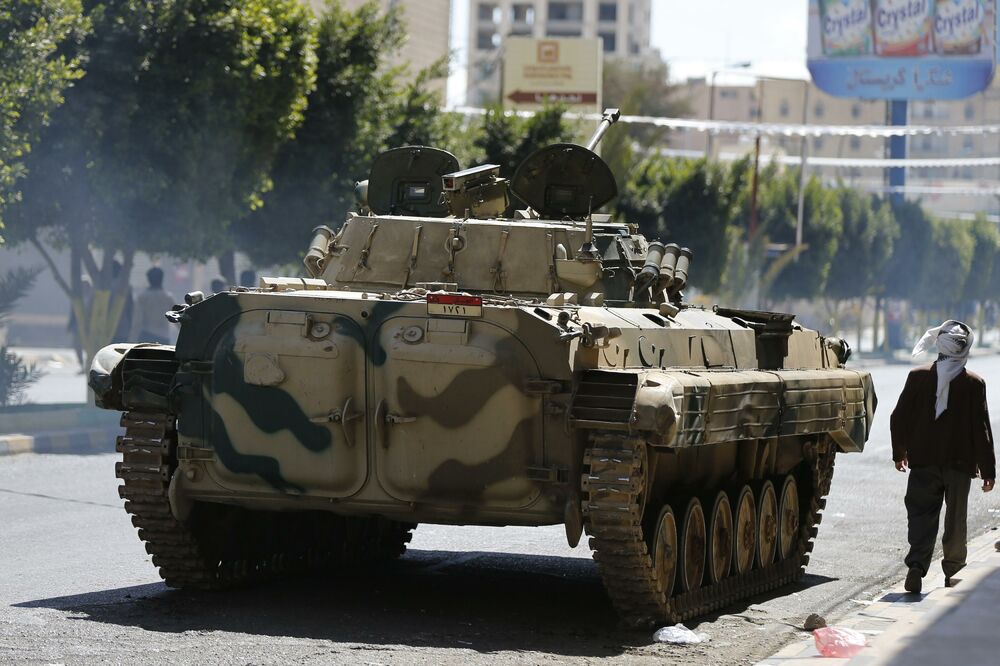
585,108,622,152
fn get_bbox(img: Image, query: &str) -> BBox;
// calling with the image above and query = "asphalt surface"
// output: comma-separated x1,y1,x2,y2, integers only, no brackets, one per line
2,357,999,665
12,347,88,404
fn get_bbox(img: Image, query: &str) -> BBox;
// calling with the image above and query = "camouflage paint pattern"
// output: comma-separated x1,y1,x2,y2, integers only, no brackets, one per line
91,187,874,530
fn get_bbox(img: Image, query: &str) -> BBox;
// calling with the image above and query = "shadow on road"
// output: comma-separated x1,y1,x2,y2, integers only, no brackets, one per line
16,549,839,657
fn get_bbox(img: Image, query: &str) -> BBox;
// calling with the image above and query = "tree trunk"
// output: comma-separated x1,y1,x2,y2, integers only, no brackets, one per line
31,235,136,372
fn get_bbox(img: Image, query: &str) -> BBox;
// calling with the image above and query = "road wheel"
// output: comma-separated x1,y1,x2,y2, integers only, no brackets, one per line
678,497,706,592
777,475,800,560
732,484,756,575
651,504,678,599
706,490,733,584
755,480,779,568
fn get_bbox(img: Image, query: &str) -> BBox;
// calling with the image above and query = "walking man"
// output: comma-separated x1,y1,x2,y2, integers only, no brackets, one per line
891,320,995,593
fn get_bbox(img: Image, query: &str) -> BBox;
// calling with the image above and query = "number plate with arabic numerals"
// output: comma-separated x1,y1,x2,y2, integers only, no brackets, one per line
426,293,483,318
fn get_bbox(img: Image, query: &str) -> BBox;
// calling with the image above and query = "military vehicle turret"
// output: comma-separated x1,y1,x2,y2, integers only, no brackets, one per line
91,109,875,626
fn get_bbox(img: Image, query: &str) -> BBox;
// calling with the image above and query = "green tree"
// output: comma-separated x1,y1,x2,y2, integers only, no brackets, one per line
882,199,934,303
0,268,44,405
914,217,974,314
825,190,896,302
824,190,898,345
960,215,998,311
6,0,316,363
617,157,736,293
757,168,843,302
473,105,574,178
0,0,87,238
236,1,454,267
960,215,999,342
470,105,575,215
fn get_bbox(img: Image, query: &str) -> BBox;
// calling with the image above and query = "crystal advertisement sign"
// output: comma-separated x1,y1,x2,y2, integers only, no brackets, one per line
807,0,998,99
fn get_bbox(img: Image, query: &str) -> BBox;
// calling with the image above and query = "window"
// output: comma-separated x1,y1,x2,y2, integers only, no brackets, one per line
512,3,534,24
548,27,582,36
813,136,824,150
813,102,825,118
849,136,861,151
509,27,532,37
598,2,617,21
779,100,790,117
920,136,933,151
599,31,616,52
719,89,737,99
851,104,861,119
478,2,498,21
963,135,975,153
548,2,583,20
477,29,499,50
628,38,639,54
965,103,975,120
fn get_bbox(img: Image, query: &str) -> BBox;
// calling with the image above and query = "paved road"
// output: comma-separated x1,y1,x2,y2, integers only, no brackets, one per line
2,357,999,665
10,347,88,405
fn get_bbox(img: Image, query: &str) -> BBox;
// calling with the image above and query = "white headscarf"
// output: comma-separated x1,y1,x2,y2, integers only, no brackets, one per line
911,319,974,419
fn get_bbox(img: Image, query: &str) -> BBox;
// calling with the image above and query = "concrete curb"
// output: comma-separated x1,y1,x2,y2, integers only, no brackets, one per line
0,428,117,457
0,434,34,456
756,527,1000,665
0,402,118,434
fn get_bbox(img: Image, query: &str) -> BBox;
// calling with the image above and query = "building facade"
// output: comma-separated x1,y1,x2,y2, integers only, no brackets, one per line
671,75,1000,218
467,0,653,106
305,0,452,98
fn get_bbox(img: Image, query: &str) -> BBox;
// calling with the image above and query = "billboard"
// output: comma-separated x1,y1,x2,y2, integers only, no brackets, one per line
502,37,602,112
807,0,999,99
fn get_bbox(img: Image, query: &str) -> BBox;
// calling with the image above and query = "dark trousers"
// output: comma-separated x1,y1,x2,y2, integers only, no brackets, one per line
904,465,971,577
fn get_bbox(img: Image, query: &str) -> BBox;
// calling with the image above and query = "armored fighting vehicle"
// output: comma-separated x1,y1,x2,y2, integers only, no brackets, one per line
90,110,875,626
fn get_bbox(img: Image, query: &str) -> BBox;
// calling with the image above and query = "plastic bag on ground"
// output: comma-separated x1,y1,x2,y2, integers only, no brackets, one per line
813,626,866,658
652,623,710,645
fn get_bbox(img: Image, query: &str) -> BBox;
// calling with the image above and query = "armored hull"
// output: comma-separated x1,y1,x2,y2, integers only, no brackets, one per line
92,111,876,625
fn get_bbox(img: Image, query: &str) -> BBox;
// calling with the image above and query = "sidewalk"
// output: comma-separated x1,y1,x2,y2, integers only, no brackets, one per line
757,528,1000,665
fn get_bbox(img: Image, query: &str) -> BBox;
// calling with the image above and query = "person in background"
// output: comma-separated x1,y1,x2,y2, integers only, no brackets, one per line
891,320,995,593
130,267,176,344
112,260,133,343
239,270,257,288
210,277,226,293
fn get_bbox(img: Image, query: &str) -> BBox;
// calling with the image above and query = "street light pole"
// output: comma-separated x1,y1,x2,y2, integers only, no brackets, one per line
746,75,812,246
749,78,763,238
706,62,751,159
795,81,810,252
706,70,720,157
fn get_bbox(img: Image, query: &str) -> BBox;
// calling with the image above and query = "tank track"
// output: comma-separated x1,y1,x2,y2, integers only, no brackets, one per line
115,410,415,588
582,433,835,627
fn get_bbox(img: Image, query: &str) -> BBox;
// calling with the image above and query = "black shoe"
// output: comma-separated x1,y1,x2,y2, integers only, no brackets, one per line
944,577,954,588
904,567,922,594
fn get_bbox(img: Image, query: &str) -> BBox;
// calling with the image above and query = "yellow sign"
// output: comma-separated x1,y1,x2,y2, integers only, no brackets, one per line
502,37,602,111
